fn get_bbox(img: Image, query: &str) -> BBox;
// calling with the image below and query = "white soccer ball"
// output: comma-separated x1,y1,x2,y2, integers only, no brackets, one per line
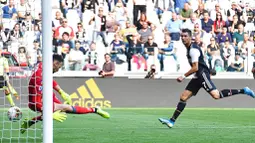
7,106,22,122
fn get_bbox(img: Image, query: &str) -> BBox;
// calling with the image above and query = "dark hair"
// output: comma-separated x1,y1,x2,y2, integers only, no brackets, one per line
182,28,192,37
62,32,69,37
104,53,110,57
18,47,26,53
53,54,64,63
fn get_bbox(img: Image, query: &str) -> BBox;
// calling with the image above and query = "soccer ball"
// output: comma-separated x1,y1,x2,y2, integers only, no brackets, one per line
7,106,22,122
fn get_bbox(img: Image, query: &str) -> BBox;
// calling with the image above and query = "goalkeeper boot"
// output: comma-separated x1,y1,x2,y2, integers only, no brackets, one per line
20,118,30,134
158,118,175,128
95,106,110,119
243,87,255,98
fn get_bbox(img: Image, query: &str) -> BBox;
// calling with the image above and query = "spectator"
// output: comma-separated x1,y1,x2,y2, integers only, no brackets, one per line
109,34,126,64
182,13,202,31
213,12,226,35
229,15,246,33
210,3,226,21
133,0,147,24
0,25,10,48
244,3,254,34
52,11,63,30
126,34,145,71
233,24,245,46
144,35,157,60
150,23,164,45
99,53,115,77
16,0,30,22
2,0,17,29
145,64,157,79
221,40,235,70
82,0,99,14
9,23,23,54
17,46,29,66
192,23,206,41
158,34,179,71
173,0,190,13
227,52,244,72
237,33,255,60
83,42,99,71
201,11,214,34
207,37,222,70
194,3,208,19
113,1,128,29
68,41,84,71
54,18,75,40
119,21,137,47
28,40,41,67
75,22,88,48
33,24,41,43
154,0,172,23
194,33,207,57
90,7,108,47
227,2,243,22
21,13,33,33
179,2,192,22
135,13,150,31
164,12,182,41
138,22,152,44
106,11,119,39
57,32,74,59
216,26,232,45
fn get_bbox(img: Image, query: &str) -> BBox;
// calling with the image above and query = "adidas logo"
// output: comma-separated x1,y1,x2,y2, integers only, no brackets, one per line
70,78,111,108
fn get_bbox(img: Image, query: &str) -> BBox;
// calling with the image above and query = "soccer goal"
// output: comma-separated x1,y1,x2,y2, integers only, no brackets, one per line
0,0,52,142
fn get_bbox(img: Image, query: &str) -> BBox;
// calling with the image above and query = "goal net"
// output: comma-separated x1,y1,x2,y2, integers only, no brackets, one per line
0,0,42,142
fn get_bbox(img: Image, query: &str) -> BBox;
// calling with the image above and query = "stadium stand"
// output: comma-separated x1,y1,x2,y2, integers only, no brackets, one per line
0,0,254,77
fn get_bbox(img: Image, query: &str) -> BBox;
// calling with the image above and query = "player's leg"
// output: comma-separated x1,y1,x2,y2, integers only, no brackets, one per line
21,102,43,134
54,103,110,118
3,84,15,107
201,72,255,99
7,81,19,99
159,79,200,128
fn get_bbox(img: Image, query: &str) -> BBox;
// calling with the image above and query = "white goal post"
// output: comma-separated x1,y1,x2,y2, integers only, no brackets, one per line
42,0,53,143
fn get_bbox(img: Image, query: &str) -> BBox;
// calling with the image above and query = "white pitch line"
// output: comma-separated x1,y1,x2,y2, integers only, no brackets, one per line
53,126,255,130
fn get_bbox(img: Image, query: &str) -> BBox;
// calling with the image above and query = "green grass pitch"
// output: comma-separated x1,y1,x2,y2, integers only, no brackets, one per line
1,108,255,143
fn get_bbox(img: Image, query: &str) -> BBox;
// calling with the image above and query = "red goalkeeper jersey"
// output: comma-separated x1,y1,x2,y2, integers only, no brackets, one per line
28,62,59,103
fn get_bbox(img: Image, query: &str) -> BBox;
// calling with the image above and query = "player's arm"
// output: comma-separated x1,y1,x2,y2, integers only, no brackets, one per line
177,48,200,82
53,80,72,105
184,48,200,77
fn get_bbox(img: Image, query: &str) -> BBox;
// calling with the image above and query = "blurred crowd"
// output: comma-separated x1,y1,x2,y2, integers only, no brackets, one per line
0,0,254,75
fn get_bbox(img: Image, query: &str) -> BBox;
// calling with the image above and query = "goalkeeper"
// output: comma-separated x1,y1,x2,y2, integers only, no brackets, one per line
21,54,110,134
0,50,19,107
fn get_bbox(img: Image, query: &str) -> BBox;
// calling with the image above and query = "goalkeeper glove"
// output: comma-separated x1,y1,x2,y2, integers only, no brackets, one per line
59,89,72,105
53,110,67,122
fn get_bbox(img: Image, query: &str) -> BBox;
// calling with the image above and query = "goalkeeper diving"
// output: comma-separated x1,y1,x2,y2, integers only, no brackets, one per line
0,50,19,107
21,54,110,134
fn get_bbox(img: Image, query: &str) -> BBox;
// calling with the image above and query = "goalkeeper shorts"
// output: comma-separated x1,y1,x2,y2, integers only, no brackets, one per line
0,76,7,89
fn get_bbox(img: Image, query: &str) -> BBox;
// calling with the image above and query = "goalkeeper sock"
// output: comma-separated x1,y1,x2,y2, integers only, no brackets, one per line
219,89,244,98
29,116,42,126
70,106,94,114
8,84,18,96
5,94,15,106
170,99,186,122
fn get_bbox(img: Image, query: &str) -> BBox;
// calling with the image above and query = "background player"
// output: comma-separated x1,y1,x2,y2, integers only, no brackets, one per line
0,49,19,107
20,54,110,133
158,29,255,128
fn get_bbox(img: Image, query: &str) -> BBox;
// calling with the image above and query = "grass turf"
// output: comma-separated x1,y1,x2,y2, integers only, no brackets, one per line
1,108,255,143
